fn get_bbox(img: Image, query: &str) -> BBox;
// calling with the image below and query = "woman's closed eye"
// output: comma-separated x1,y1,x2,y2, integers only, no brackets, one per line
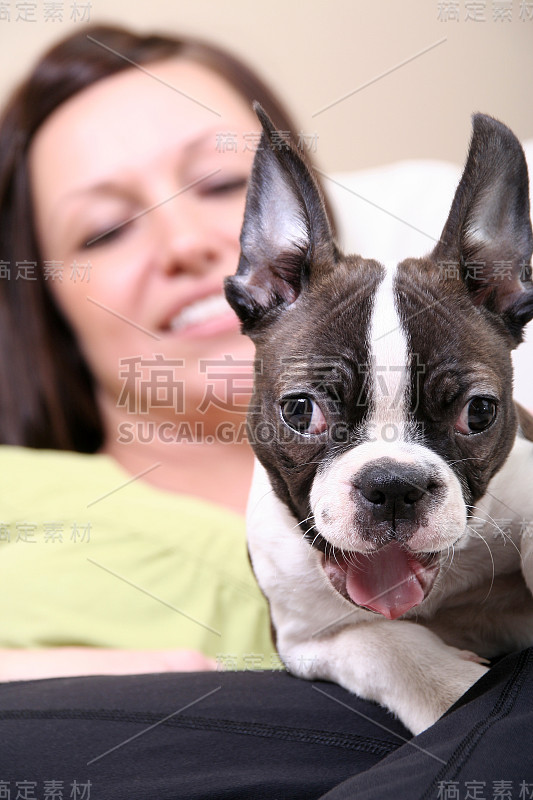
78,177,248,248
81,218,135,250
199,175,248,197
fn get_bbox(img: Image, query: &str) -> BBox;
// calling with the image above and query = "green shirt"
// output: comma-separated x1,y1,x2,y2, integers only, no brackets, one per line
0,446,276,670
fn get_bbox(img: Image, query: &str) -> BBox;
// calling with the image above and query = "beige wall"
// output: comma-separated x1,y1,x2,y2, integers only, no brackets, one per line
0,0,531,172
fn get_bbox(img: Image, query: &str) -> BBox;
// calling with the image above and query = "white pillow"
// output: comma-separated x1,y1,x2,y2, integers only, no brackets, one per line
328,141,533,412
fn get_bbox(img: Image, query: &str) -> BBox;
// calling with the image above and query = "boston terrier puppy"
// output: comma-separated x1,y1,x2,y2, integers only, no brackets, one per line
225,106,533,734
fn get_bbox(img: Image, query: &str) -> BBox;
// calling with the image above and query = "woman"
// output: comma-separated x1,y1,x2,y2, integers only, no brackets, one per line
0,23,334,679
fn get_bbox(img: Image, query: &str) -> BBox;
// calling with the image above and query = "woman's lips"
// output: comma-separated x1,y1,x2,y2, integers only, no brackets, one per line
164,293,239,337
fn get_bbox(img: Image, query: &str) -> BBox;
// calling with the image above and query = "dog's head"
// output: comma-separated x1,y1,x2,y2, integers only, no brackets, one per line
225,107,533,620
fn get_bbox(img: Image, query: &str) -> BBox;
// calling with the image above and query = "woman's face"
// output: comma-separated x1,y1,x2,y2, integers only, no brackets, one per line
29,58,260,426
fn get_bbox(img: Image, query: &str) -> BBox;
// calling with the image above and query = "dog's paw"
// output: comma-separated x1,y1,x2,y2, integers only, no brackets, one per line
457,648,491,666
408,658,489,735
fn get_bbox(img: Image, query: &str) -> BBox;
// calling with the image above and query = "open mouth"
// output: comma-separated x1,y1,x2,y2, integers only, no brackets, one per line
322,542,440,620
167,293,235,333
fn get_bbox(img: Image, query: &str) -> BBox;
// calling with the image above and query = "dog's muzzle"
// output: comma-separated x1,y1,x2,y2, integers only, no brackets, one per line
310,455,461,619
318,461,444,619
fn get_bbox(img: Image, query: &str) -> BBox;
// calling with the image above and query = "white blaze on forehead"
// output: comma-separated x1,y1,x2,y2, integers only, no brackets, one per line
366,261,410,438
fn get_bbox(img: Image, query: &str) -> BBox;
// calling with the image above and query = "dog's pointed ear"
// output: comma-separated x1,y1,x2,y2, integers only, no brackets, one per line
432,113,533,342
224,103,335,333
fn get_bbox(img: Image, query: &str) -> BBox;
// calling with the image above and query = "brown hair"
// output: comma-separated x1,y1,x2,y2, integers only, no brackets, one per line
0,23,335,451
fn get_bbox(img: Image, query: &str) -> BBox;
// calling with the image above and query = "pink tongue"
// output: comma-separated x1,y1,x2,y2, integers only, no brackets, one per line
345,542,425,620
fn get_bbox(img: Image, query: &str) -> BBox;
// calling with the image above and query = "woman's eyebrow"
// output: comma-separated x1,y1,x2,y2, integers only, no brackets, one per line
55,130,222,200
47,182,134,232
182,128,218,153
48,126,244,227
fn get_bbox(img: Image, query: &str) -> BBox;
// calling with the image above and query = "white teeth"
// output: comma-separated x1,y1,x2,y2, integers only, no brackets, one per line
169,294,231,331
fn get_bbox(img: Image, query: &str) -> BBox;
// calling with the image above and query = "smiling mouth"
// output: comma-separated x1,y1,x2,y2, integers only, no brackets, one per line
167,293,234,332
322,542,440,620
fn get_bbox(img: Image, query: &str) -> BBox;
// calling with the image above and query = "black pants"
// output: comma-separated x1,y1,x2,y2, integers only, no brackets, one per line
1,648,532,799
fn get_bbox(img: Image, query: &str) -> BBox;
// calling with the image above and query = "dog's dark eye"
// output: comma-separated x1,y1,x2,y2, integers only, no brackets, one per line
455,397,497,435
280,396,327,435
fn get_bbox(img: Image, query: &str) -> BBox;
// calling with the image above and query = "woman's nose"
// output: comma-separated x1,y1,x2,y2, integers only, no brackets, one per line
155,196,220,276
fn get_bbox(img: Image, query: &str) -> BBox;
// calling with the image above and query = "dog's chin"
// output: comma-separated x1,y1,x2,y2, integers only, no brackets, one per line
322,543,440,621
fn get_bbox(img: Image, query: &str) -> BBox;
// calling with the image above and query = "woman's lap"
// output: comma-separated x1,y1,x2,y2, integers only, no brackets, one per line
0,649,532,799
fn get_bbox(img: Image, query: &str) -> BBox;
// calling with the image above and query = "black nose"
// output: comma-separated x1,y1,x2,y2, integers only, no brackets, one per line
356,462,435,524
